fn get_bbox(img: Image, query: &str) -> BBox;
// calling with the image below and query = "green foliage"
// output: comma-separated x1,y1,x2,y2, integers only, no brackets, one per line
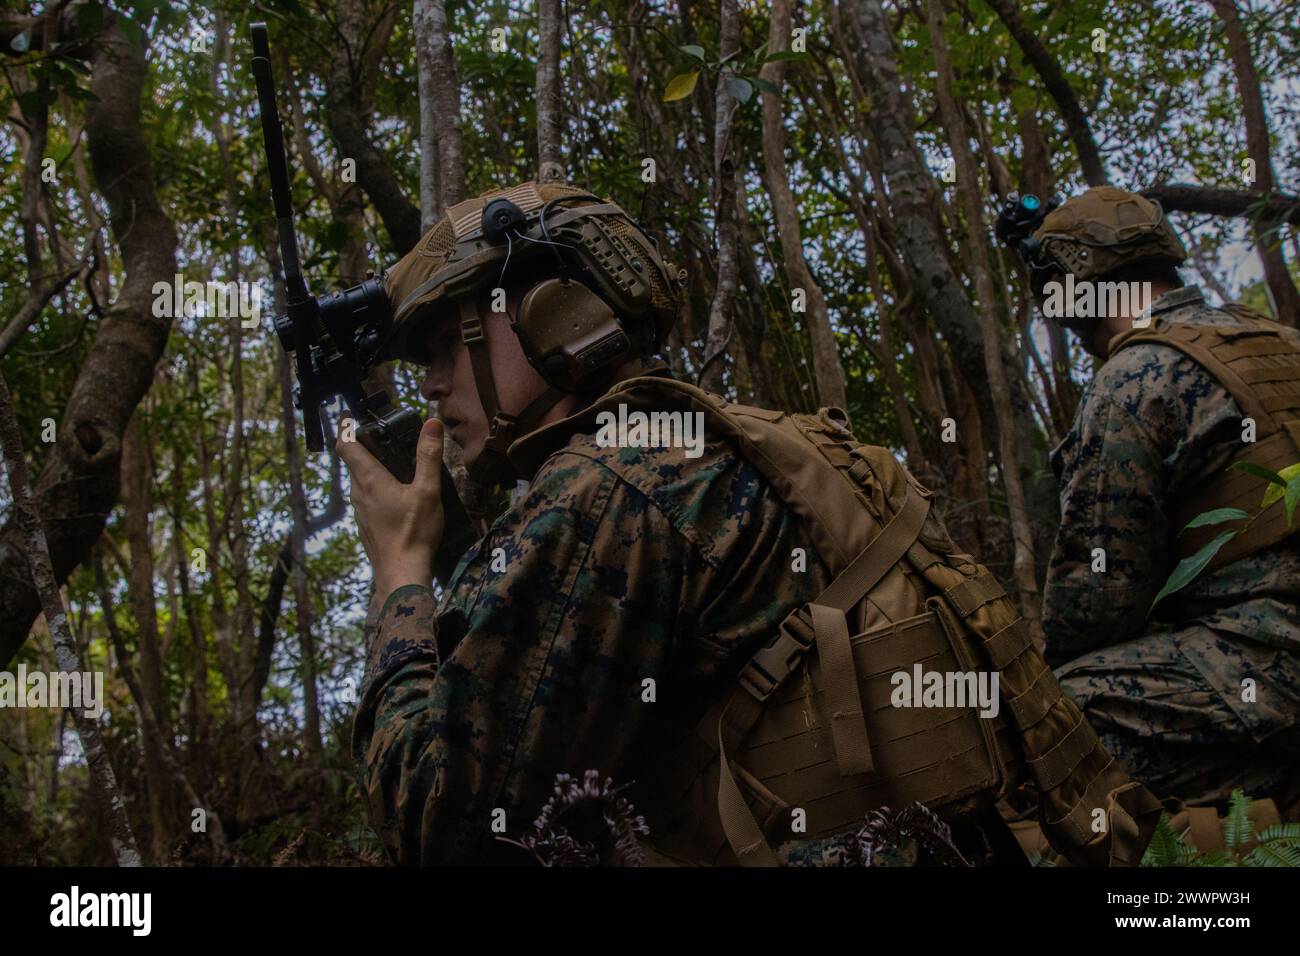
1142,790,1300,867
1149,529,1237,612
1180,507,1248,531
1142,814,1199,866
1223,788,1254,851
1153,461,1300,612
663,71,698,102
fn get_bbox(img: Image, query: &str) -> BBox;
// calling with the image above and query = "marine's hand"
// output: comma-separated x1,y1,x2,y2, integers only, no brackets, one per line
338,416,445,599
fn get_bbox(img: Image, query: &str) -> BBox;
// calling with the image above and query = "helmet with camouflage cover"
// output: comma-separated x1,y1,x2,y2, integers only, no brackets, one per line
380,181,684,482
1030,185,1187,295
381,181,682,366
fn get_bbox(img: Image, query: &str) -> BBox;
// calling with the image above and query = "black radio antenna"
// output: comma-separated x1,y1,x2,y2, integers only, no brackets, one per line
251,22,309,306
251,22,326,450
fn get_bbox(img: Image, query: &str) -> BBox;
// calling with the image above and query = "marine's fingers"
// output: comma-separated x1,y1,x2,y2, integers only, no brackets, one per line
412,418,444,497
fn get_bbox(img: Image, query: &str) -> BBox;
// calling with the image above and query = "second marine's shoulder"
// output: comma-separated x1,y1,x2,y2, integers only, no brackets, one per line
1093,301,1237,405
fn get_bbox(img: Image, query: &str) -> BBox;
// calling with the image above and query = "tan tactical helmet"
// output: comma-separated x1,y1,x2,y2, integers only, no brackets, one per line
1031,186,1187,291
380,181,681,368
379,181,684,482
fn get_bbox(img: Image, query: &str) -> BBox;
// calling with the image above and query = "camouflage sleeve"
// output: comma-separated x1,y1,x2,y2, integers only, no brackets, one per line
1042,380,1173,664
351,452,687,865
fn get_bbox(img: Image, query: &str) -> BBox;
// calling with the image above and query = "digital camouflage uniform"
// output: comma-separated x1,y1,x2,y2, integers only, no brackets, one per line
352,395,836,864
1044,285,1300,809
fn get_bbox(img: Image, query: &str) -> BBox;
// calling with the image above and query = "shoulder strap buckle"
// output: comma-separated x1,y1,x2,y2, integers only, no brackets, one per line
738,609,814,703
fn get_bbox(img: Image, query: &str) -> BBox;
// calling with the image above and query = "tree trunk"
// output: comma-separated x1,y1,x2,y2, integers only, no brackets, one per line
927,0,1043,636
92,547,228,863
0,369,141,866
414,0,444,228
536,0,564,181
759,0,846,409
0,18,179,669
120,411,173,858
413,0,467,212
699,0,741,395
1140,185,1300,224
839,1,1025,472
170,444,209,765
277,337,324,765
327,0,421,254
1209,0,1300,324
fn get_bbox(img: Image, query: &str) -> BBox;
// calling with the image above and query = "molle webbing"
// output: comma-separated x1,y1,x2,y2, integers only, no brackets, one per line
607,377,1161,867
1113,316,1300,570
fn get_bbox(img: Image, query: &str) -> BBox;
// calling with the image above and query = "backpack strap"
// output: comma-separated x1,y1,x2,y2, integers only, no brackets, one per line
715,485,931,866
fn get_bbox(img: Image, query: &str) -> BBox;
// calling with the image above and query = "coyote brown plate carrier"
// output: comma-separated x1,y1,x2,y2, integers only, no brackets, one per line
1111,310,1300,572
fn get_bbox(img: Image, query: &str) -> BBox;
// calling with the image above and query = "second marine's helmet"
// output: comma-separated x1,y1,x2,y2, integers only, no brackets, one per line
1028,185,1187,295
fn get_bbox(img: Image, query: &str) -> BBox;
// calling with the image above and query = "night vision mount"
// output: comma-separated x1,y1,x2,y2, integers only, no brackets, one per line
249,23,473,581
995,192,1062,285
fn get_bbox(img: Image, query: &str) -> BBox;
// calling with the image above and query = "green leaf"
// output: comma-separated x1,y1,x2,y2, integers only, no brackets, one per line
324,220,350,250
751,76,780,96
1260,462,1300,510
1243,842,1300,867
1230,460,1286,487
1286,477,1300,528
1180,508,1247,534
724,76,753,104
1189,850,1235,867
680,44,705,61
76,1,105,36
1223,789,1254,852
1141,814,1191,866
1256,822,1300,843
662,71,699,102
15,90,45,117
1149,529,1237,612
763,50,808,63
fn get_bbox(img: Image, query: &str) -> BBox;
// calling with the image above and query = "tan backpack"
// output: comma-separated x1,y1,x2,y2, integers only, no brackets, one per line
600,377,1162,867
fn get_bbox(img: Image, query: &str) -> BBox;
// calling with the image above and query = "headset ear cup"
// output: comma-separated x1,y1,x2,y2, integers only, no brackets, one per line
518,278,632,391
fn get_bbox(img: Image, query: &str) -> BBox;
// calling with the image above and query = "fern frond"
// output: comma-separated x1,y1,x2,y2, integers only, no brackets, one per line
1243,842,1300,867
1256,823,1300,844
1189,850,1235,867
1222,790,1255,852
1143,815,1192,866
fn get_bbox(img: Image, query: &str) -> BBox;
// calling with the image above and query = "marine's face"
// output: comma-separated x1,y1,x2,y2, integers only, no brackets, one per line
418,284,549,464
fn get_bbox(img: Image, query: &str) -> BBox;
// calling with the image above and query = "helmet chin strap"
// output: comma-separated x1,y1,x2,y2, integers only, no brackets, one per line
458,297,567,484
